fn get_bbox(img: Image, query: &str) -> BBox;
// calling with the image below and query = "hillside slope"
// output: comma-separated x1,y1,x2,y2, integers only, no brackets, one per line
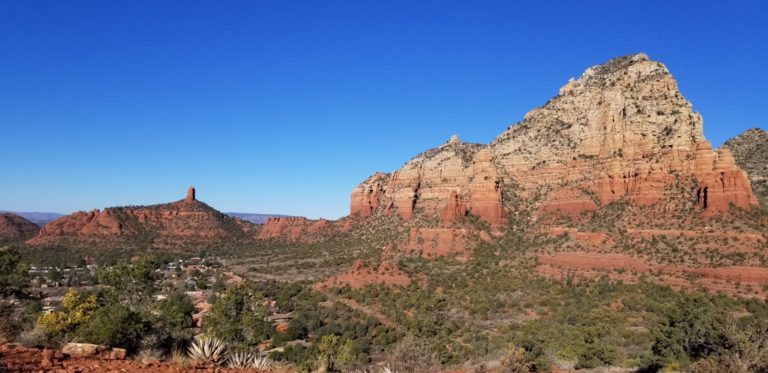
0,213,40,242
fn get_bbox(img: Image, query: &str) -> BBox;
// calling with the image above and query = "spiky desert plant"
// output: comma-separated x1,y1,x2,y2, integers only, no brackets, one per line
227,351,273,369
187,335,229,365
251,356,272,369
227,351,255,369
251,355,273,369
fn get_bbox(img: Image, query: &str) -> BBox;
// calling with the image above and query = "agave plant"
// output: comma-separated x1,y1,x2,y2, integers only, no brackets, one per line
227,351,273,369
187,335,229,365
251,355,273,369
227,351,255,369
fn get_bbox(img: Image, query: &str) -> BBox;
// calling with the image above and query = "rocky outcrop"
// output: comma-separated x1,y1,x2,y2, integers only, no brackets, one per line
350,173,389,218
724,128,768,204
27,188,255,249
256,216,352,242
185,186,196,202
61,343,126,360
489,53,757,217
351,53,759,225
0,213,39,242
350,136,505,226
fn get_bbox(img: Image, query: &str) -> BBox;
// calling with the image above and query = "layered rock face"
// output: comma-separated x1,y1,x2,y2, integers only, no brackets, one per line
724,128,768,204
27,188,254,248
351,53,759,224
351,135,506,225
0,213,40,241
490,53,757,216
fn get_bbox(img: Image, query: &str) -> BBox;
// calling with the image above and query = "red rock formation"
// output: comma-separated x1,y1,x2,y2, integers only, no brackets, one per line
350,173,389,218
402,227,473,260
0,213,40,241
256,216,351,242
185,186,196,202
27,188,255,249
351,137,506,226
351,53,758,225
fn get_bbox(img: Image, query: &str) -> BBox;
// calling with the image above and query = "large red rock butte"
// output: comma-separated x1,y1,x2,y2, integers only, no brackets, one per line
26,187,255,248
0,213,40,241
351,53,758,224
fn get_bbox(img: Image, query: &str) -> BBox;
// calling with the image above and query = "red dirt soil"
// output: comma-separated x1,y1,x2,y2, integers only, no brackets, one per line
0,343,273,373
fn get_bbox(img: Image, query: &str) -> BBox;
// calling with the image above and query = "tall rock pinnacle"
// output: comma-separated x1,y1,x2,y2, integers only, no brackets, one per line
186,186,196,202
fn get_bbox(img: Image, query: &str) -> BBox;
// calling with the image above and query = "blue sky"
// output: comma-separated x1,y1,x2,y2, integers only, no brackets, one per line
1,1,766,219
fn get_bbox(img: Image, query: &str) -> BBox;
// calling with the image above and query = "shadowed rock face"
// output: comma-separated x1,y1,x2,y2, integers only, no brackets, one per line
724,128,768,205
351,53,759,225
0,213,39,241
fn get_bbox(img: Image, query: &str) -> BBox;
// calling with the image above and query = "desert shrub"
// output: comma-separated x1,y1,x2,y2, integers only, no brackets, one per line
0,246,29,297
136,292,196,354
316,334,355,372
75,303,148,353
205,282,271,348
383,335,440,372
37,288,99,336
500,346,534,373
97,256,160,306
647,293,731,367
0,301,16,343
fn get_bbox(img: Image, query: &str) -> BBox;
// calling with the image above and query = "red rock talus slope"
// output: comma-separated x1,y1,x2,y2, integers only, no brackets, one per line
351,53,758,225
26,187,256,249
0,213,39,241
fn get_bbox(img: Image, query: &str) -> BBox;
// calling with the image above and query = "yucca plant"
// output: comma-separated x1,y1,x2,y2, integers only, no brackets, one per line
187,335,229,365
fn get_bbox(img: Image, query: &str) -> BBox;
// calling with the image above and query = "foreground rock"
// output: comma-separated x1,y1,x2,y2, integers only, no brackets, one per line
61,343,126,360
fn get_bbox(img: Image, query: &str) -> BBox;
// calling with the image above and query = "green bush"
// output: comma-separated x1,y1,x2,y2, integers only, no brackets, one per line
205,282,271,348
0,246,29,297
75,303,148,353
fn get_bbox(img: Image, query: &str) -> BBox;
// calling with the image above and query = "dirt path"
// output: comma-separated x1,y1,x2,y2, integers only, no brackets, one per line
320,291,404,332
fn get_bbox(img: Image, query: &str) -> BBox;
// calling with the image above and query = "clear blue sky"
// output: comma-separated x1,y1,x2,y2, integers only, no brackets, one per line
1,1,766,219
